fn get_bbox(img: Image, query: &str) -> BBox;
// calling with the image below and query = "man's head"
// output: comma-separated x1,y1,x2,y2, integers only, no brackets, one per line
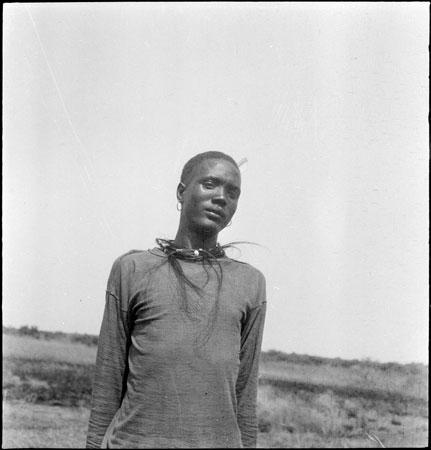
180,151,239,186
177,152,241,237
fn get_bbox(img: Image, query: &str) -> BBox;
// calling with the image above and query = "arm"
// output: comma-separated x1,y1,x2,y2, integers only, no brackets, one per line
86,258,131,449
236,273,267,448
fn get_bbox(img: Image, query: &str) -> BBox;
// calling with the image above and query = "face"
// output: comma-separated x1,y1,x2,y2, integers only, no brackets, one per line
177,158,241,236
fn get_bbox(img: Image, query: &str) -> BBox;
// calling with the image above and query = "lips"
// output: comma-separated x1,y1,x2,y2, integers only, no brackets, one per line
205,208,226,220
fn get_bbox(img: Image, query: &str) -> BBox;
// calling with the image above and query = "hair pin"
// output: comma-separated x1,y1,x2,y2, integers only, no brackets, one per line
237,158,248,167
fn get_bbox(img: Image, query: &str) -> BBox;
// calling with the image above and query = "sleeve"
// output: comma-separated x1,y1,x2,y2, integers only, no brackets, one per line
236,271,267,448
86,257,132,449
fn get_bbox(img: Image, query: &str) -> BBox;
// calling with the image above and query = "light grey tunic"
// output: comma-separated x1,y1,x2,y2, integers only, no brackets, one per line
86,248,266,448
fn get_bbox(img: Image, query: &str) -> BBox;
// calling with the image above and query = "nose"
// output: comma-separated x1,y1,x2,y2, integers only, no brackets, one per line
212,186,227,206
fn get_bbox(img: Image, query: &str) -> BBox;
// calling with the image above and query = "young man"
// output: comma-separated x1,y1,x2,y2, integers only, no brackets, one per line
86,151,266,448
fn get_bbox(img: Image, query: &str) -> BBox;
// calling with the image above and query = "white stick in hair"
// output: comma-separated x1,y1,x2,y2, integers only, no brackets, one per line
237,158,248,168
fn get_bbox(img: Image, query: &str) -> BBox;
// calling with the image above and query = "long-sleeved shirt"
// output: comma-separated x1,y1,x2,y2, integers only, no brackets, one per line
86,248,266,449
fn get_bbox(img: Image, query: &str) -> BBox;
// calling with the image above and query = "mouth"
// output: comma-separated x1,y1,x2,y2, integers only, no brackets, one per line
205,208,226,221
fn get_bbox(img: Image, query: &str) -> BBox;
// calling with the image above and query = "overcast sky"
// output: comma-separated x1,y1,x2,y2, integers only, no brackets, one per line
3,2,429,364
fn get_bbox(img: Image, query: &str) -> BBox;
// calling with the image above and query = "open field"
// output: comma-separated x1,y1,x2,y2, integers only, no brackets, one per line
3,400,89,448
2,329,428,448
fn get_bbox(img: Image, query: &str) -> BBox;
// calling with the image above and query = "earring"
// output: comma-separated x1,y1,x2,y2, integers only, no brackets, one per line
177,202,183,211
226,220,232,227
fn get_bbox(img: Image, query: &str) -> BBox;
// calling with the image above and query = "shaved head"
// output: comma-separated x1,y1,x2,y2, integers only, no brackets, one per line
180,151,239,186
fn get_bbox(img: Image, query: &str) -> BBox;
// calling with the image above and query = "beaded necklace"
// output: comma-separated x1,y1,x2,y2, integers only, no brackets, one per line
156,238,226,262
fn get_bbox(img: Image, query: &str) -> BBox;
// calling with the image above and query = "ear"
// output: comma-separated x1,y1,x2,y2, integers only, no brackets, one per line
176,182,186,203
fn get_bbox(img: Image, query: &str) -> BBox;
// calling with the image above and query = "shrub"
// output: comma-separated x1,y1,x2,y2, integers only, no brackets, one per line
3,357,95,407
70,334,98,347
18,326,42,339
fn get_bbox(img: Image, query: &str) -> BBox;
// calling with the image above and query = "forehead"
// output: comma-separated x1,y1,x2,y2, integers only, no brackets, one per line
190,158,241,184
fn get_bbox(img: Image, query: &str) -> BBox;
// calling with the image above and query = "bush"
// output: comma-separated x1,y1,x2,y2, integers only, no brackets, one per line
3,325,98,346
17,326,42,339
3,357,95,407
70,334,98,347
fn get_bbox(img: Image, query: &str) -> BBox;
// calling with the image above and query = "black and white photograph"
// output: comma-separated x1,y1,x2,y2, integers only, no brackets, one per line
3,2,429,448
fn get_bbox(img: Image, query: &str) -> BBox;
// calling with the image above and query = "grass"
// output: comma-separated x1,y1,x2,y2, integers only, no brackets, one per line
257,352,428,448
256,384,428,448
2,400,89,448
2,334,97,365
2,330,429,448
3,357,94,407
260,352,428,401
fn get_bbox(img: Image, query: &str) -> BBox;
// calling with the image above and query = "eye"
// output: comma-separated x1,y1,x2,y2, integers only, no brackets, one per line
203,181,216,189
228,189,239,200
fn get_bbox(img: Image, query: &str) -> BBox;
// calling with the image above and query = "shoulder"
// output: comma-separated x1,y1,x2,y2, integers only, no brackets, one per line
106,249,163,292
225,258,266,283
223,259,266,305
110,249,161,274
115,249,151,263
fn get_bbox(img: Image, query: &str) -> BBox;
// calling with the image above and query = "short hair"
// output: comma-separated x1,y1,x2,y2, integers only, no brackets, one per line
180,151,239,185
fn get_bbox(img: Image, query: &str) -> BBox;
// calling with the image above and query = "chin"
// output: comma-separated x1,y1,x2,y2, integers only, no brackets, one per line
192,220,222,236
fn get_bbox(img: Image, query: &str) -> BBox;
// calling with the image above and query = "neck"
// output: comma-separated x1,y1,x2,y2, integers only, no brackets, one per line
174,228,218,250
